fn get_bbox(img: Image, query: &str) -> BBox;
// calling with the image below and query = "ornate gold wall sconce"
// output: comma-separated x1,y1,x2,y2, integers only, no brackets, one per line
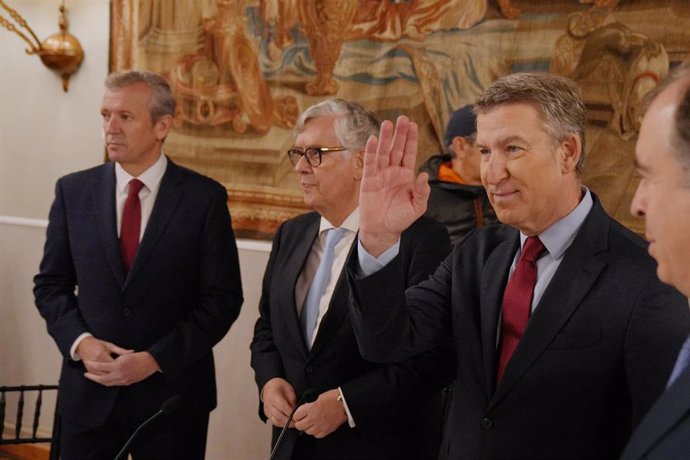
1,0,84,92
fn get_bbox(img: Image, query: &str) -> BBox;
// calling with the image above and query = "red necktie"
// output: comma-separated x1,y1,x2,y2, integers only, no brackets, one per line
497,236,546,382
120,179,144,272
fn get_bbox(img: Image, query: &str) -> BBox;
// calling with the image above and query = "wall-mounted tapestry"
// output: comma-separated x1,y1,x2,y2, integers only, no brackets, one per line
110,0,690,239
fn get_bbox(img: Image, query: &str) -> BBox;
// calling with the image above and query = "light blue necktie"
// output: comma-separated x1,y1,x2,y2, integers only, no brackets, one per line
667,335,690,388
301,228,348,349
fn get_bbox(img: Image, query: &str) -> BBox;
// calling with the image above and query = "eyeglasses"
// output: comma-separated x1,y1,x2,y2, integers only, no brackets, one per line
287,146,348,167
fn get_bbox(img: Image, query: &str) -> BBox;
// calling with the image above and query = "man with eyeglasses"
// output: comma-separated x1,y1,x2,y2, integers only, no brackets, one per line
250,99,455,460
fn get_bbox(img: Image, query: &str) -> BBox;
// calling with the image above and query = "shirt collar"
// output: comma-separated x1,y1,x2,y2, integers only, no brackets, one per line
115,154,168,192
319,208,359,235
519,187,593,260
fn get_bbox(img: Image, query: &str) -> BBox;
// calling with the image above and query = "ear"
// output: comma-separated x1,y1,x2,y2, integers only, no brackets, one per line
154,114,174,142
560,133,582,174
353,150,364,180
452,136,470,159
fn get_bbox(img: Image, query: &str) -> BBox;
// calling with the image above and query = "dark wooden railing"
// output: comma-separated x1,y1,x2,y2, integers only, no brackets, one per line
0,384,60,460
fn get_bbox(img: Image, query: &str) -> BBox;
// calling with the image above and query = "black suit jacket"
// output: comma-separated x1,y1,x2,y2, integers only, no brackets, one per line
349,195,690,459
34,159,243,428
621,356,690,460
251,212,455,460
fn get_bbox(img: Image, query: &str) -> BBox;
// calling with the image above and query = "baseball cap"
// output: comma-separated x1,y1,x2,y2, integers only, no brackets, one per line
444,104,477,147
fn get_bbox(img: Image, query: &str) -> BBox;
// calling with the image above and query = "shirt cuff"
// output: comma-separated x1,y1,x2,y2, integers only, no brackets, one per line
337,387,356,428
356,239,400,277
70,332,93,361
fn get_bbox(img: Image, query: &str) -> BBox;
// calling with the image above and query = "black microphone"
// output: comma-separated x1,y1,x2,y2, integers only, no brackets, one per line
268,389,319,460
113,395,181,460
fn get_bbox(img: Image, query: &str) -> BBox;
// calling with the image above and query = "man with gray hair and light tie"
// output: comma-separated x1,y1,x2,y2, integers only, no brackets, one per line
250,98,455,460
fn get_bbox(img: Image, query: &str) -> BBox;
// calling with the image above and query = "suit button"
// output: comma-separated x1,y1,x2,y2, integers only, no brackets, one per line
481,417,493,430
123,308,131,317
305,366,314,374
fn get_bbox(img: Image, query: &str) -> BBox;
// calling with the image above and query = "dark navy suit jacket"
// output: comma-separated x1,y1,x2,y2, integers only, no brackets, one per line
622,350,690,460
349,195,690,459
34,158,243,428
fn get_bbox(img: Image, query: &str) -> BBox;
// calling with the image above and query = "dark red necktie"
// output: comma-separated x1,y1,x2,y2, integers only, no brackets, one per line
120,179,144,272
497,236,546,382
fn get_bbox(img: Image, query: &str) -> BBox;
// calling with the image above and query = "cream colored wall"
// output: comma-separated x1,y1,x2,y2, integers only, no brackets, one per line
0,0,108,219
0,1,272,458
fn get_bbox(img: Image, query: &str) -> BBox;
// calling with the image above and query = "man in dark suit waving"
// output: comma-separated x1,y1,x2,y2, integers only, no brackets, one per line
621,62,690,460
250,99,454,459
34,70,243,459
348,72,690,459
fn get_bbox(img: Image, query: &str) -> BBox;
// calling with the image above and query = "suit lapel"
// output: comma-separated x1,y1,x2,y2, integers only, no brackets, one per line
624,369,690,459
491,201,608,406
480,231,519,396
280,218,320,358
124,159,184,290
92,163,126,287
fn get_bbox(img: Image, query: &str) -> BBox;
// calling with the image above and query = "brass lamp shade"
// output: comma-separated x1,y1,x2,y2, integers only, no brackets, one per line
39,30,84,92
1,1,84,92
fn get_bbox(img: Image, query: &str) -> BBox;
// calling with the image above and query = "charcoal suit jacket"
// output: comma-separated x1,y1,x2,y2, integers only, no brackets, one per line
34,158,243,428
251,212,455,460
349,194,690,459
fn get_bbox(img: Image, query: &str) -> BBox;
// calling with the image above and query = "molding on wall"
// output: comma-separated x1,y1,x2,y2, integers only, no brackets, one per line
0,216,48,228
0,215,272,253
237,239,273,253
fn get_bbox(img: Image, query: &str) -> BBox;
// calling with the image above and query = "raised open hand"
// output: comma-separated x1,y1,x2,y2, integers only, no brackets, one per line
359,115,430,256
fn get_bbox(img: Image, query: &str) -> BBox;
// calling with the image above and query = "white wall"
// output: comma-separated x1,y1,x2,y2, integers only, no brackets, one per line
0,1,272,458
0,0,108,219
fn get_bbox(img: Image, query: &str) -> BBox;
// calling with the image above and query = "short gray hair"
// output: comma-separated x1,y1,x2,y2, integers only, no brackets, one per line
475,73,586,174
105,70,176,122
644,62,690,181
294,99,380,151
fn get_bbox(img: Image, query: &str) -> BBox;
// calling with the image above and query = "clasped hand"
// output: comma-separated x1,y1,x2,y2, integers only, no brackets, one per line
77,336,160,386
262,379,347,438
293,389,347,438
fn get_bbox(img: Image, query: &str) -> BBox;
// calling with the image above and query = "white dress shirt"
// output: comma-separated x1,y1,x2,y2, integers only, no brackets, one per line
295,210,358,343
114,154,168,239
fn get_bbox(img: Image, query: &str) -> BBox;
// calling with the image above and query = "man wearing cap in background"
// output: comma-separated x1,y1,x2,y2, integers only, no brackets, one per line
419,104,498,245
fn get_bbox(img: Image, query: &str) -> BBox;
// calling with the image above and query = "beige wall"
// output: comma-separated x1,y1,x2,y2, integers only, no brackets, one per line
0,1,272,458
0,0,108,219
